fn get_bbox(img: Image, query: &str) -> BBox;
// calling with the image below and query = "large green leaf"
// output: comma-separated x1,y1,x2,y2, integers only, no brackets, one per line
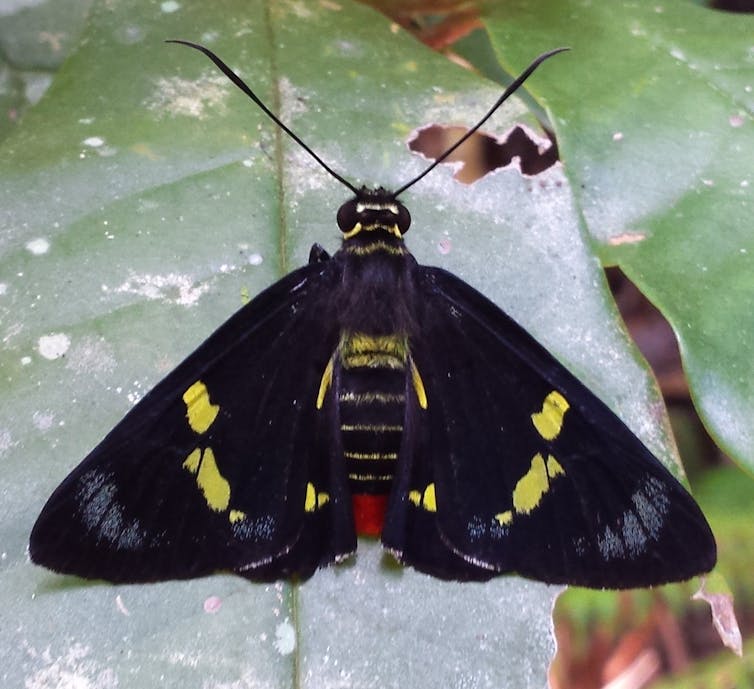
1,0,694,686
482,1,754,471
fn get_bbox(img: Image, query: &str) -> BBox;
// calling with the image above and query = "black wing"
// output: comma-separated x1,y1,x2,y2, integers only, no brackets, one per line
383,266,716,588
30,253,356,582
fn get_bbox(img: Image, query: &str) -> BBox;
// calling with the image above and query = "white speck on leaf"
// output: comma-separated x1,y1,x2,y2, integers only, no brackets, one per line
65,336,116,375
26,238,50,255
274,620,296,655
146,74,230,120
38,333,71,360
32,410,55,431
23,642,118,689
106,272,209,306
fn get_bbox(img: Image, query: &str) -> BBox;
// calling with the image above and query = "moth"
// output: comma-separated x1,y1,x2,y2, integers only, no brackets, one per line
30,43,716,588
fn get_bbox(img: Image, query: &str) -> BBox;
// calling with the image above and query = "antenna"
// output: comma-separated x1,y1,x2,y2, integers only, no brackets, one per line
167,40,567,199
392,47,569,197
166,40,359,194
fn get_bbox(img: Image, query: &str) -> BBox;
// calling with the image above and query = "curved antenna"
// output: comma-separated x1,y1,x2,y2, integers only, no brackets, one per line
166,40,359,195
392,47,569,198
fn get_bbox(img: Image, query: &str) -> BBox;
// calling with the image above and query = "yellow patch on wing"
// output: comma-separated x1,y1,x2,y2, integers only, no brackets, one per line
546,455,565,478
497,452,566,527
408,483,437,512
182,447,201,473
183,380,220,434
182,447,230,512
495,510,513,526
304,482,330,512
531,391,569,440
512,453,549,515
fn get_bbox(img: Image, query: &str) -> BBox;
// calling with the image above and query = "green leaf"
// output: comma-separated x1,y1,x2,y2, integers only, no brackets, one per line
1,0,692,686
482,1,754,471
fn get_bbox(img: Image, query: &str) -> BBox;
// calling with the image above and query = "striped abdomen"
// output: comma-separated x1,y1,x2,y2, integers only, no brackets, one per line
338,332,408,494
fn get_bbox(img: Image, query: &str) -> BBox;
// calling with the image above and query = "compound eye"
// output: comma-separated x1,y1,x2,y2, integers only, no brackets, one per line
396,203,411,234
336,199,359,233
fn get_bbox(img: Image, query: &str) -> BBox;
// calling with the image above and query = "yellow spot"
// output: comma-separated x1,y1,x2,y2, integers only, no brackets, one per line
195,447,230,512
229,509,246,523
512,453,549,515
546,454,565,478
495,510,513,526
344,241,406,256
304,483,329,511
183,381,219,434
342,222,362,239
345,221,402,238
531,391,569,440
182,447,201,473
410,358,428,409
305,482,316,512
316,355,335,409
408,490,421,506
422,483,437,512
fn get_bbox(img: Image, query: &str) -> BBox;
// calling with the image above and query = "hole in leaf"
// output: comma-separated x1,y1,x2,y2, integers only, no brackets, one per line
705,0,754,12
606,266,724,471
408,124,559,184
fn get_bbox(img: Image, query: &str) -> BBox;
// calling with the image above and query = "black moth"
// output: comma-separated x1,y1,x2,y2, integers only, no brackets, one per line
30,42,716,589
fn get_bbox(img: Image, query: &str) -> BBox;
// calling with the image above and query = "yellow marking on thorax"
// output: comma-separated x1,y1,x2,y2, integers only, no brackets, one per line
182,447,230,512
344,240,407,256
304,482,330,512
409,358,428,409
531,391,569,440
408,483,436,512
183,381,219,434
343,222,402,240
316,354,336,409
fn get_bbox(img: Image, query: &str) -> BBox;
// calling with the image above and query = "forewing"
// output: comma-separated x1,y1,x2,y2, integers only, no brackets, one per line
386,266,716,588
30,259,356,582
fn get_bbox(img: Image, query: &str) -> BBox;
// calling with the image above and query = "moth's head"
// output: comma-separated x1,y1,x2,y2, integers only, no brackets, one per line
336,187,412,239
